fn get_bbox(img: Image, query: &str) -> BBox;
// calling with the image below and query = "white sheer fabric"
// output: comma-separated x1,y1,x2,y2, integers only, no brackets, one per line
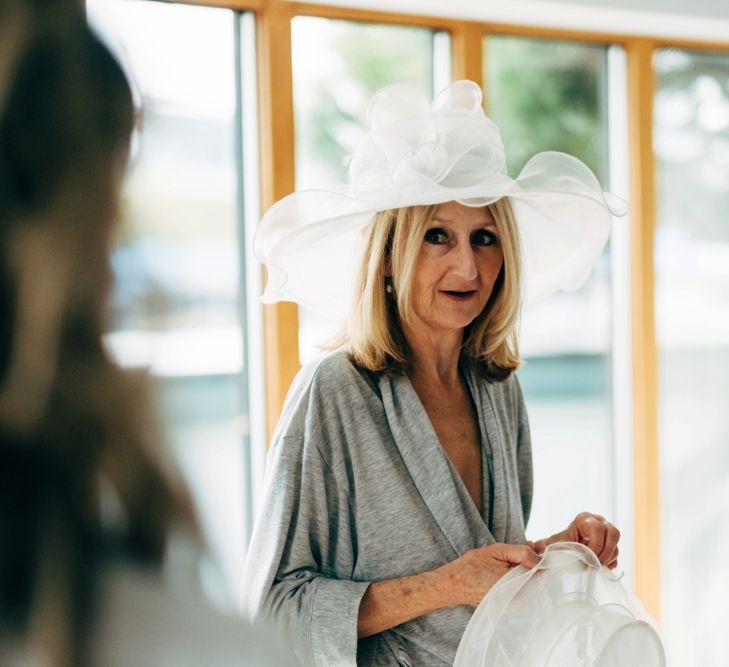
455,543,665,667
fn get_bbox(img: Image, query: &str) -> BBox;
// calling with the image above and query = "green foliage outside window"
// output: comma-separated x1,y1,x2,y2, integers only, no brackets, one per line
484,36,608,181
293,18,435,187
655,49,729,242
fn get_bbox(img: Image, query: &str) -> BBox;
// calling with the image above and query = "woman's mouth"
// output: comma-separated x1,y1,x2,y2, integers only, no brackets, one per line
442,290,477,301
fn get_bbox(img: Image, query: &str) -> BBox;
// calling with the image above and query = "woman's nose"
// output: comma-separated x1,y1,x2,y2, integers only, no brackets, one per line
450,243,478,281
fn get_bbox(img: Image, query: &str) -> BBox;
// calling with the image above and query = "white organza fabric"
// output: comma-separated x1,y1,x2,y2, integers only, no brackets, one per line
255,80,627,321
454,543,666,667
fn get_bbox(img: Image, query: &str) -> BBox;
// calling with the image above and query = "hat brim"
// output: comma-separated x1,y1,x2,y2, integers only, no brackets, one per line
255,150,626,322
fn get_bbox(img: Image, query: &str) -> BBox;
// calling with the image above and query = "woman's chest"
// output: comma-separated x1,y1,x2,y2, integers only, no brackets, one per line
423,398,482,510
343,421,486,581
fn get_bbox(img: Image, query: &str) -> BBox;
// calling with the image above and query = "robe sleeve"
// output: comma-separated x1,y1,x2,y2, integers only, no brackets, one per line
241,423,370,667
514,376,534,529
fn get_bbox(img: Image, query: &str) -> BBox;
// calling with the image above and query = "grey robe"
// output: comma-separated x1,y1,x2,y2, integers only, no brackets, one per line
241,351,533,666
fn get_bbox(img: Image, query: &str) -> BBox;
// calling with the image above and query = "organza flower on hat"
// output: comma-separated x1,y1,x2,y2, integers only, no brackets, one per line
255,80,627,321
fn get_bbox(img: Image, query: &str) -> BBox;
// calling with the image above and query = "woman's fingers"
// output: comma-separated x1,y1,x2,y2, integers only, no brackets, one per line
531,514,622,569
526,539,547,555
573,512,621,566
602,524,621,566
493,543,540,569
605,546,619,569
576,513,606,557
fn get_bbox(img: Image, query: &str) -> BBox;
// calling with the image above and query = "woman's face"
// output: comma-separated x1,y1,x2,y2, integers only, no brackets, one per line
408,201,504,335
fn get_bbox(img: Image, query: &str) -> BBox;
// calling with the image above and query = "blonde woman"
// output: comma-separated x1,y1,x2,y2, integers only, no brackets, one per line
243,81,626,666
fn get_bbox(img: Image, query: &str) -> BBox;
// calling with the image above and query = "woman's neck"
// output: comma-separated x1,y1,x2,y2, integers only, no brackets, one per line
402,321,463,389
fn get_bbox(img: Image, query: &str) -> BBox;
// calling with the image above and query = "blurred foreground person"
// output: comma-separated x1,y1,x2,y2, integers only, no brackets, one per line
0,3,296,665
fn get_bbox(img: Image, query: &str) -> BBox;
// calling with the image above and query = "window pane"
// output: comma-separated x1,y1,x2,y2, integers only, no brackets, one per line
654,48,729,666
88,0,250,597
291,17,450,362
484,37,615,543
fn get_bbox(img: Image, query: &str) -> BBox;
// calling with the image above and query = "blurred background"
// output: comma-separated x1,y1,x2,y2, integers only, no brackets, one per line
86,1,729,665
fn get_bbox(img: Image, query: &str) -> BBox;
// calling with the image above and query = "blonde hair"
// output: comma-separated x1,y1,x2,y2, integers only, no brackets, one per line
344,198,522,381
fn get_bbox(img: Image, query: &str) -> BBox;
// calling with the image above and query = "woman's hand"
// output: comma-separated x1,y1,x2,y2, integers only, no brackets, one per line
357,543,539,637
529,512,620,569
434,543,541,607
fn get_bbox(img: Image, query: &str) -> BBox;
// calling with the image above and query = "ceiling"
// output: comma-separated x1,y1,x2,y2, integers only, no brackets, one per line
529,0,729,20
309,0,729,40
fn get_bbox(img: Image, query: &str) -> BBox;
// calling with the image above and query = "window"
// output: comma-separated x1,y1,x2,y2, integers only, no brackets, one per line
291,17,451,363
654,47,729,666
483,36,623,547
88,0,262,598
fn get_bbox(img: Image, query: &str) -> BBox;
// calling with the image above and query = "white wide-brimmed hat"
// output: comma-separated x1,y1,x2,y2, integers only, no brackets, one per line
255,80,627,321
454,542,666,667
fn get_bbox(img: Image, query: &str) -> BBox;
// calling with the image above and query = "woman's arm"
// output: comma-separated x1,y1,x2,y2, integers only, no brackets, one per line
357,543,539,637
242,432,370,667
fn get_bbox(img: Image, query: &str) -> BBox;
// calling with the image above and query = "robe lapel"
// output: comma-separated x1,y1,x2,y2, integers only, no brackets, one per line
463,364,512,544
465,364,505,542
379,371,490,556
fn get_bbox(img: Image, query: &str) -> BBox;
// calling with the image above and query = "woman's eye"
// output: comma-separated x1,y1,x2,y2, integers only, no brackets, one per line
424,228,448,245
472,229,497,246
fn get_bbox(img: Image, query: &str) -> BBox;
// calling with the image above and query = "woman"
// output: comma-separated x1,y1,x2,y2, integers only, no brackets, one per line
0,3,295,665
243,81,625,666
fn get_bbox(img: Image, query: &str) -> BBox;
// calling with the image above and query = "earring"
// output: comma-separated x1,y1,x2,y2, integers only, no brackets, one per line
385,277,394,295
